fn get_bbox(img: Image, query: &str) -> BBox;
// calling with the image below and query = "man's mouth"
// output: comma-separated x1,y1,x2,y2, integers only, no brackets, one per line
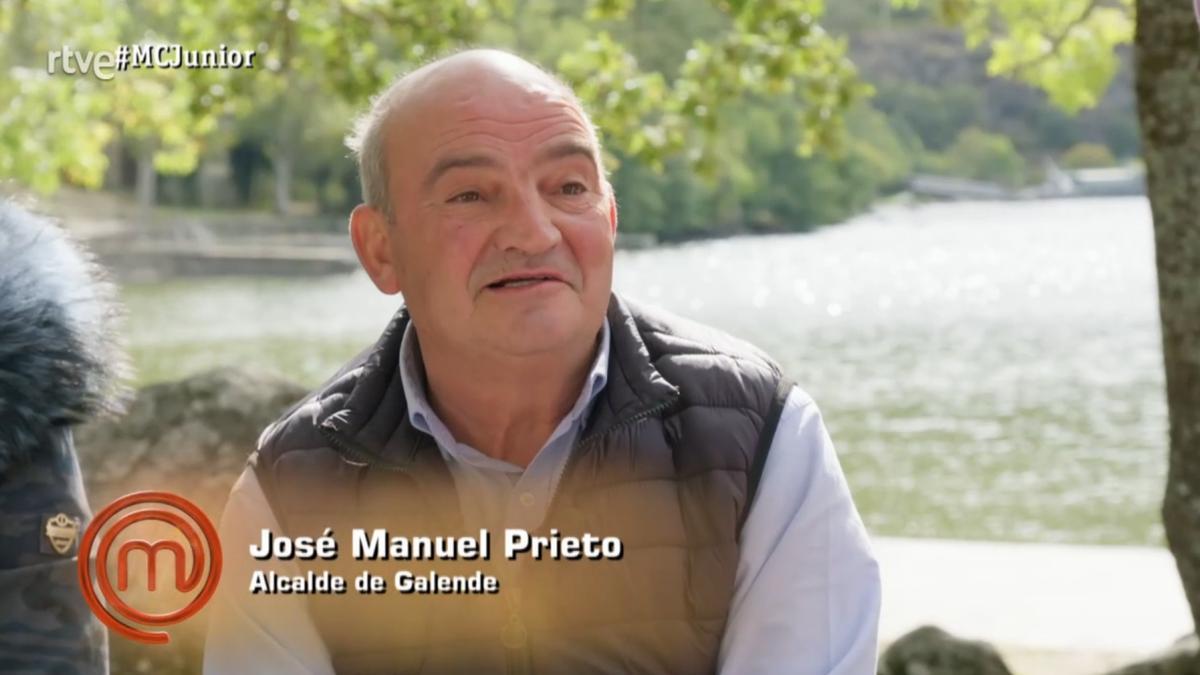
485,273,565,290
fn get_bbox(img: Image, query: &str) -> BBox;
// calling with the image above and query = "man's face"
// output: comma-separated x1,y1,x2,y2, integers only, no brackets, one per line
383,70,617,360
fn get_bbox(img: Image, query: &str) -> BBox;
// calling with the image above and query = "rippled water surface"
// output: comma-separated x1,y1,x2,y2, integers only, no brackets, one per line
122,197,1166,545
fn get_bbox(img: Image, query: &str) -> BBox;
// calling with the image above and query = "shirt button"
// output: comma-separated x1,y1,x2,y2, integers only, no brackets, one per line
519,492,536,508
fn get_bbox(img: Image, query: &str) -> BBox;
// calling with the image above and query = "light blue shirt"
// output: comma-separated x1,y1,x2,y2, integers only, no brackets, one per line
399,319,611,536
205,319,882,674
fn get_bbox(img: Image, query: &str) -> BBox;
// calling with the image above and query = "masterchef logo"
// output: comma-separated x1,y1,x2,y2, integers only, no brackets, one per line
77,491,222,644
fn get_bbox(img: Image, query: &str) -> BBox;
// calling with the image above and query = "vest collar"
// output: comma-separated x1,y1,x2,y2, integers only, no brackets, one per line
313,292,679,468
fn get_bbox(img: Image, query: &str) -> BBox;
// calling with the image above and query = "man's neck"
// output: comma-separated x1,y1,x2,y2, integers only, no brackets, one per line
416,329,600,468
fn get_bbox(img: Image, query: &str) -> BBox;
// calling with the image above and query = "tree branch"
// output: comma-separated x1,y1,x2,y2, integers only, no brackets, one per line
1008,0,1102,75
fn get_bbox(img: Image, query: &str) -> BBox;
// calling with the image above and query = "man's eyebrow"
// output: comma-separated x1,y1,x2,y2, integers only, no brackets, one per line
422,140,599,190
536,140,600,170
423,153,503,190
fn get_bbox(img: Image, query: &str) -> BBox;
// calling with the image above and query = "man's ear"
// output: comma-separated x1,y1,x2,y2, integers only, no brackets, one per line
607,185,619,236
349,204,403,295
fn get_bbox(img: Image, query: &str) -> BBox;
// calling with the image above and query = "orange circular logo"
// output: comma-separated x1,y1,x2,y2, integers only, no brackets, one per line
77,491,222,644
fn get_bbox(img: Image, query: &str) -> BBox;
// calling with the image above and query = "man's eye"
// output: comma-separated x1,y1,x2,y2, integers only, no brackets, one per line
561,182,587,196
448,191,481,204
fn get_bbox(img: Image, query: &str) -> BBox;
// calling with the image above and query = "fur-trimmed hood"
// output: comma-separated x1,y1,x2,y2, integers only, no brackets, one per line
0,200,128,472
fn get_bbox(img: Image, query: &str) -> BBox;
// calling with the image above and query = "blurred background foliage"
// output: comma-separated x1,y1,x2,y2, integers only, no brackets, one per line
0,0,1134,240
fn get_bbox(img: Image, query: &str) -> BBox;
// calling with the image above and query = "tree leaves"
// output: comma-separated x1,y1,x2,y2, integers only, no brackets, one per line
900,0,1135,113
2,0,866,196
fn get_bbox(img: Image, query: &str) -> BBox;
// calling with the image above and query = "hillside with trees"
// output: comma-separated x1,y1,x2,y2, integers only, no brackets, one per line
1,0,1140,241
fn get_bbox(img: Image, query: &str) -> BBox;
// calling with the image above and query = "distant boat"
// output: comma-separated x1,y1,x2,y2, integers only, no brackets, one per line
908,174,1015,200
909,163,1144,201
1067,166,1146,197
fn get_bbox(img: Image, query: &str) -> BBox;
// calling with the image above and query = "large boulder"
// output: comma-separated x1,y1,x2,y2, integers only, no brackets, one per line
75,366,308,519
74,367,308,675
880,625,1014,675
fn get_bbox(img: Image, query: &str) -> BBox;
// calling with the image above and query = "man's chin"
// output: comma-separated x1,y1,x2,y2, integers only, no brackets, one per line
481,316,587,357
487,330,577,358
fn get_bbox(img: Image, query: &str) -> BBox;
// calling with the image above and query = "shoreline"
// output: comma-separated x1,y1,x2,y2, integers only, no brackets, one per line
875,535,1191,669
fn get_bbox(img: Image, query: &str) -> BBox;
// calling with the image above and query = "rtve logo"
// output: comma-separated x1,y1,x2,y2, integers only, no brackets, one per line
78,491,222,644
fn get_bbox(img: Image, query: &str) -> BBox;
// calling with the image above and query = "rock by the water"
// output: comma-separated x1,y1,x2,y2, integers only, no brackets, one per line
72,367,307,675
75,366,307,518
1102,633,1200,675
880,625,1013,675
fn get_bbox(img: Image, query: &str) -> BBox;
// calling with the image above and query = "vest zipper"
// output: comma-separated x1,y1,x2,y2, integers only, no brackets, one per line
323,420,531,673
543,394,679,521
501,581,532,675
497,395,677,675
319,424,414,471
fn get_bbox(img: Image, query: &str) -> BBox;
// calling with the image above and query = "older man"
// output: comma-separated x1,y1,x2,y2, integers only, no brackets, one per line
205,49,879,674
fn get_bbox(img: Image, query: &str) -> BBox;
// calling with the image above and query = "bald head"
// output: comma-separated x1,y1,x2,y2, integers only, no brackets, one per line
346,49,599,218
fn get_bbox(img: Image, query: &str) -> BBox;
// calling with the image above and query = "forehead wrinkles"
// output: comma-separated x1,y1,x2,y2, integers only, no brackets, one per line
388,75,599,198
429,89,592,143
431,115,594,153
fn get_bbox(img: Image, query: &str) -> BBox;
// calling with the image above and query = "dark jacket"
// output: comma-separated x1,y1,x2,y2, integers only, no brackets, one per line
0,201,126,675
253,294,791,674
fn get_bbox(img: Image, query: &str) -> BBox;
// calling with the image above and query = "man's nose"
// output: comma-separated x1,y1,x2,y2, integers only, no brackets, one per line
494,187,562,254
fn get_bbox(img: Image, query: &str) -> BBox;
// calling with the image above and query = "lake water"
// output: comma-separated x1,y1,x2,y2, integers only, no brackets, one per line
121,197,1167,546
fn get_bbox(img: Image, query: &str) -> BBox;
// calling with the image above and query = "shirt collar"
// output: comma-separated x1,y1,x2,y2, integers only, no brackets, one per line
398,318,611,440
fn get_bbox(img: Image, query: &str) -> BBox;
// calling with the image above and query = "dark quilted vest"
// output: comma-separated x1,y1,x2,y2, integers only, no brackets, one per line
252,293,790,675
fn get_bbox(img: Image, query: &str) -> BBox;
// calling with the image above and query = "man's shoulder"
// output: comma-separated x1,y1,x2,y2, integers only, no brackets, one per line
623,296,783,378
252,345,373,465
619,296,787,411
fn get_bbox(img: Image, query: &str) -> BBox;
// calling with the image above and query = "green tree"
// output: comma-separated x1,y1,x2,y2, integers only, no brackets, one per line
900,0,1135,111
873,82,982,152
1,0,869,213
1059,141,1117,169
935,126,1027,186
0,1,234,207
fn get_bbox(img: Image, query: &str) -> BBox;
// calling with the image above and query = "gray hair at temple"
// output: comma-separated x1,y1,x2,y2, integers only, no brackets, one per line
344,49,601,221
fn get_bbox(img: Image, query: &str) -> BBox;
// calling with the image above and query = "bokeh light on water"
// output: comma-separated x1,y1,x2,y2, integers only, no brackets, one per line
618,197,1164,546
121,197,1166,546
